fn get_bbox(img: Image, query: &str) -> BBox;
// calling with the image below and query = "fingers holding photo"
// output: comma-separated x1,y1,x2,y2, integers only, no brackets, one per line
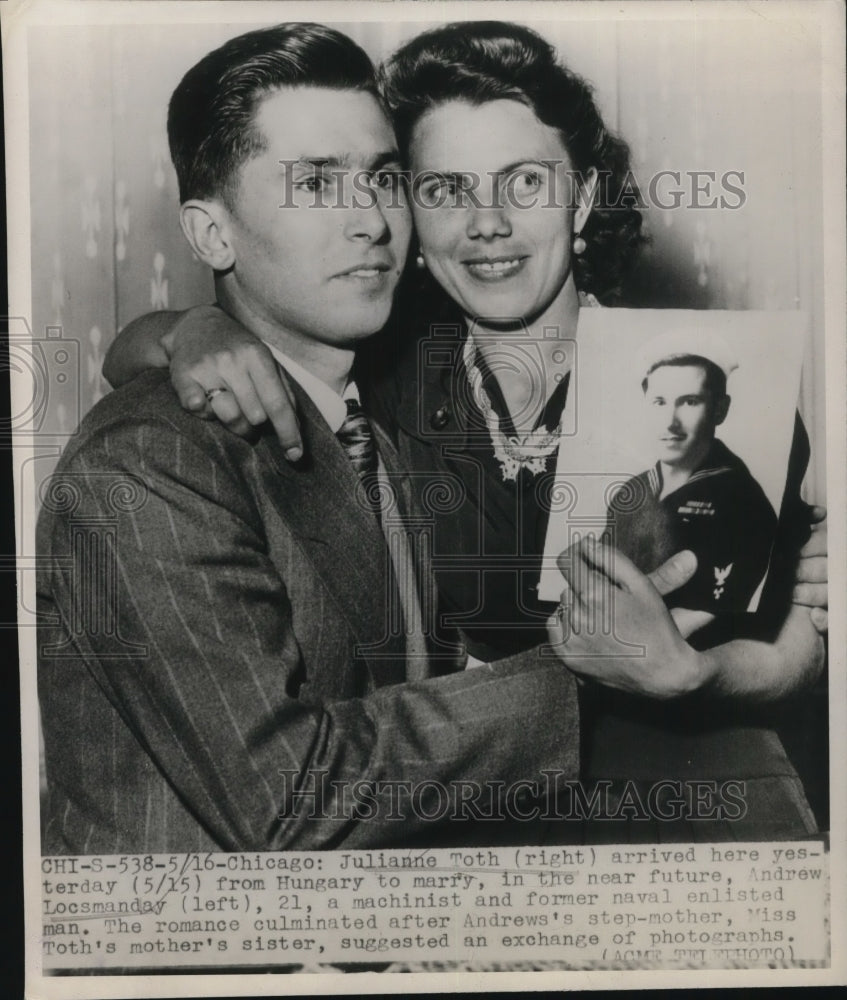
549,535,706,699
794,505,828,633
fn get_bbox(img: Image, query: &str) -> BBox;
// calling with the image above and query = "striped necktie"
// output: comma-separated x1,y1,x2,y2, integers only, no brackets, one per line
337,398,380,514
337,398,430,680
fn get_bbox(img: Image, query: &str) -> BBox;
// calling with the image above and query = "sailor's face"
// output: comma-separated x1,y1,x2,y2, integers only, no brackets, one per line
645,364,720,469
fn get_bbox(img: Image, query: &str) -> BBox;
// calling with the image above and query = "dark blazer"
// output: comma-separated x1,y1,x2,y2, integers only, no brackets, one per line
606,439,779,614
37,371,579,853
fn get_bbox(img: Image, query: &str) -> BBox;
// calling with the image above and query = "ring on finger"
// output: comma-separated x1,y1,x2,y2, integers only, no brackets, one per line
205,387,227,402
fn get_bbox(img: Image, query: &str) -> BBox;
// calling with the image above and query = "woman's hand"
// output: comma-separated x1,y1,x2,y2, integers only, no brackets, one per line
163,306,304,460
547,536,708,699
793,505,828,634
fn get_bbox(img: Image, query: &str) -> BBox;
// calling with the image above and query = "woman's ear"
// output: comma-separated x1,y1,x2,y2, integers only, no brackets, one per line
179,200,235,270
574,166,599,235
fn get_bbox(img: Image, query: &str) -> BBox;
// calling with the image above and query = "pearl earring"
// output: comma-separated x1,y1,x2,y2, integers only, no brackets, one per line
416,252,426,269
573,233,587,255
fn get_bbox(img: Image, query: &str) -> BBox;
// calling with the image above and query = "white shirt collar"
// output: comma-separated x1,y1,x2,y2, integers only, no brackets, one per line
263,342,358,434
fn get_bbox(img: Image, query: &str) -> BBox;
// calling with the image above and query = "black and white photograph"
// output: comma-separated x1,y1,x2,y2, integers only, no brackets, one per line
3,0,845,993
538,309,807,617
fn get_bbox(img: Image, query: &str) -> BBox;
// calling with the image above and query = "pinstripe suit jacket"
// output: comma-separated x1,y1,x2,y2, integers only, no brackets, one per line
37,370,579,853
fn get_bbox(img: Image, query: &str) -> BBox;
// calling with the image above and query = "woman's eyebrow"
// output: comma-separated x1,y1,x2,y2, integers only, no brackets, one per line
496,158,556,174
413,159,554,180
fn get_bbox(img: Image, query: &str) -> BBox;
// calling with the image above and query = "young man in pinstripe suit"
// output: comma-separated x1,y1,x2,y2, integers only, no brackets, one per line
37,23,608,853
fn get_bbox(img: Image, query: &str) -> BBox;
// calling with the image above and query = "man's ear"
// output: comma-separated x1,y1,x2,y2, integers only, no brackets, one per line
179,200,235,270
714,394,730,426
574,166,599,236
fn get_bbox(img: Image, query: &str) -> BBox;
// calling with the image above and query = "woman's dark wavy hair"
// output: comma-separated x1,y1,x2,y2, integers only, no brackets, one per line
379,21,645,302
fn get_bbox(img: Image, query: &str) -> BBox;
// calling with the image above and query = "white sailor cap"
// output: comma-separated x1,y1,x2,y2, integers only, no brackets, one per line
637,329,739,381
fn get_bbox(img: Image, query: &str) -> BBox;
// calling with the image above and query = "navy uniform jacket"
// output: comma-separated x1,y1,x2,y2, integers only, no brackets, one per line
606,439,778,613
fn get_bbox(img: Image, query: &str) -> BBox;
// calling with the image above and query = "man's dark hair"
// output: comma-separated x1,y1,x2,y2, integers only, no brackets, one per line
379,20,645,301
642,354,728,399
168,23,379,206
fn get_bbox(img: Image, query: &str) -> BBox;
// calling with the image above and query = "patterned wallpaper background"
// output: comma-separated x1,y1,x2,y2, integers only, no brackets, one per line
25,17,826,500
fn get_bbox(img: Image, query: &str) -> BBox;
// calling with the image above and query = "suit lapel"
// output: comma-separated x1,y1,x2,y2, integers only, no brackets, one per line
255,384,404,681
257,382,421,688
375,421,463,677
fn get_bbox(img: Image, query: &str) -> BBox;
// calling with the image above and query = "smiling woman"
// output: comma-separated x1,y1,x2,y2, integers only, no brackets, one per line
382,21,644,324
367,22,646,646
406,98,591,330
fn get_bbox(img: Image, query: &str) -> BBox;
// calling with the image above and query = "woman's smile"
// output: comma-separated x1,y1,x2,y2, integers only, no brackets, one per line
409,99,586,325
463,254,530,281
